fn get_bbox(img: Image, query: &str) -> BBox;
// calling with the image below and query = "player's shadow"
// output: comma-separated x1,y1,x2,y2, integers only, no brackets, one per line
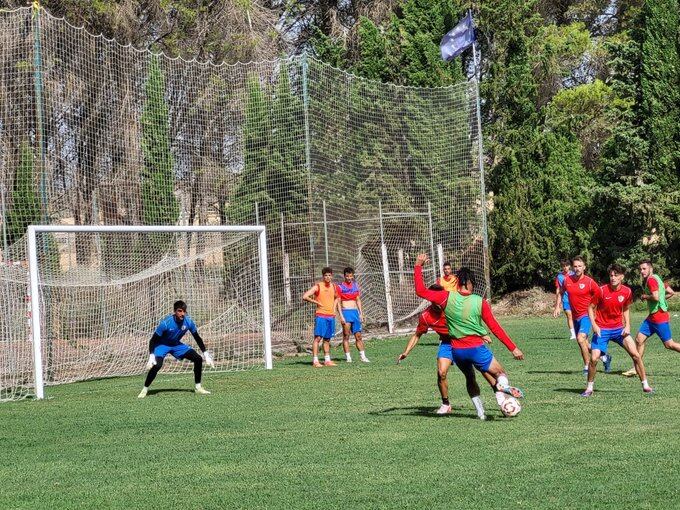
553,388,621,394
370,406,494,420
147,388,195,395
553,388,586,394
528,370,582,375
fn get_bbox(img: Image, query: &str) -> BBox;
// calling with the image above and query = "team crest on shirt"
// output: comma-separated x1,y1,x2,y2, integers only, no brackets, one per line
181,325,186,331
579,283,585,289
618,295,624,303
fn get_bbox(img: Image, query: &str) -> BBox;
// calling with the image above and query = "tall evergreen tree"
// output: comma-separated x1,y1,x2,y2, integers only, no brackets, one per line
6,142,41,245
141,55,179,226
640,0,680,189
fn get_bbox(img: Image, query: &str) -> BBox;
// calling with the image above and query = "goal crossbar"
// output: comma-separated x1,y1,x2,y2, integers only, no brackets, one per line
26,224,273,400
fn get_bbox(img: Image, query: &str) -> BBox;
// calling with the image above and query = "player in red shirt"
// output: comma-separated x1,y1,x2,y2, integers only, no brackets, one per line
582,264,652,396
396,284,495,419
412,254,524,410
622,260,678,376
553,255,600,373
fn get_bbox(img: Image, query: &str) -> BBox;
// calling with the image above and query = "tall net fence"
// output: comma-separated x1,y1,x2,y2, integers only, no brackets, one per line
0,6,488,399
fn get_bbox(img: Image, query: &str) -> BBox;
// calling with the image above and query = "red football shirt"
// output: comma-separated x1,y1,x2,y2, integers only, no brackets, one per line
594,284,632,329
415,306,449,339
562,274,598,319
646,277,670,323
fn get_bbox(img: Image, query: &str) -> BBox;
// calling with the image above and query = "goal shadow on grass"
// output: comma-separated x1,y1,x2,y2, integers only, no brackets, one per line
369,406,496,420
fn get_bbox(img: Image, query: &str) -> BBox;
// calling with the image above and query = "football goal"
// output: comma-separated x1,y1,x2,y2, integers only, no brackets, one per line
25,225,272,400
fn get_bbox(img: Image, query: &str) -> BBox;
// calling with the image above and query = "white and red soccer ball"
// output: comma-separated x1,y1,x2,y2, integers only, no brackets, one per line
501,396,521,417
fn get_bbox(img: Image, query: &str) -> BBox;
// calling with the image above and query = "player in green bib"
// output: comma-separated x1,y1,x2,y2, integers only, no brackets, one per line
414,254,525,405
622,260,678,376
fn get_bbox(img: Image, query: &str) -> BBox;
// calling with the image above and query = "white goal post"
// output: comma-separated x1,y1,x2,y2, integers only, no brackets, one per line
27,224,273,400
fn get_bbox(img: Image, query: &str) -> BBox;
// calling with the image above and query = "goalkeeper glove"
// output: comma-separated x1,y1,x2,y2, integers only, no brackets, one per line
204,350,215,369
146,353,157,370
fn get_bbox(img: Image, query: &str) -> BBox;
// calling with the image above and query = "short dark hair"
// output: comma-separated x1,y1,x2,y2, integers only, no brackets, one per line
322,267,333,275
608,263,626,275
455,267,476,288
639,259,653,268
174,300,187,311
443,261,452,268
559,258,571,266
572,255,585,265
343,267,354,275
428,283,444,291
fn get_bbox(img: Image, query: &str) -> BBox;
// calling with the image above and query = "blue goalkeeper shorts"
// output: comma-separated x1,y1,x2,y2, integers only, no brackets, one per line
153,343,192,360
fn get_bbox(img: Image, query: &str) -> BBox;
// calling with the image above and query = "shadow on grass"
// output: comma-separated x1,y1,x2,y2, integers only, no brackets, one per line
553,388,586,394
528,370,582,375
369,406,494,420
288,360,347,366
147,388,195,396
553,387,622,394
527,336,570,341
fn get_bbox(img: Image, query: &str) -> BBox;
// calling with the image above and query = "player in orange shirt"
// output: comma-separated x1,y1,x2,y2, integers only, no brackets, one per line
302,267,341,367
436,260,459,292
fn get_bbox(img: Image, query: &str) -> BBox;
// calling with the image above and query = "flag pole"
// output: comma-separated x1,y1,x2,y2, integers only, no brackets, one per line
469,9,480,82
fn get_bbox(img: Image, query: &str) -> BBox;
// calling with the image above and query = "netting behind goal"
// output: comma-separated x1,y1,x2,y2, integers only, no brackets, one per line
0,7,489,399
22,228,269,397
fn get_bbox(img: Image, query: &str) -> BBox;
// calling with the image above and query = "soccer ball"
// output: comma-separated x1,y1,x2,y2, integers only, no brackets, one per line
501,397,521,417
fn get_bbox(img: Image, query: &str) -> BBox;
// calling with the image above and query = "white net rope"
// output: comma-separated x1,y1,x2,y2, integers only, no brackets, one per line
0,7,488,399
28,230,266,390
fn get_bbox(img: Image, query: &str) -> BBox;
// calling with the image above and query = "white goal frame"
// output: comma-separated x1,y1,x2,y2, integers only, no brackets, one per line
27,224,273,400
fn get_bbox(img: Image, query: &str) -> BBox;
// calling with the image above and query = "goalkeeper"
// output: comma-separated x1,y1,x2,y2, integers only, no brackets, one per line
138,300,214,398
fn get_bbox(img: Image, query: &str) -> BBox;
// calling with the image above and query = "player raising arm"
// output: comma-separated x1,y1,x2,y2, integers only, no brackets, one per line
398,284,496,419
413,254,525,406
138,300,214,398
582,264,652,397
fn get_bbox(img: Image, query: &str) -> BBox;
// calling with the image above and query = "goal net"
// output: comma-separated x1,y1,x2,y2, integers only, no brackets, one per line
23,225,271,400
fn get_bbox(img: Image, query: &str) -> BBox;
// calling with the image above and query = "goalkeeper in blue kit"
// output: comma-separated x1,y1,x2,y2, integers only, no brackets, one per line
138,300,215,398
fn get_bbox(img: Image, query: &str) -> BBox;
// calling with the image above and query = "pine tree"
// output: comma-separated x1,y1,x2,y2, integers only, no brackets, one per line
6,142,41,245
140,55,179,226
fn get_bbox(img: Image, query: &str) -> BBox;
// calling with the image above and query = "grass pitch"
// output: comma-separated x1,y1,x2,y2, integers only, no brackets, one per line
1,314,680,509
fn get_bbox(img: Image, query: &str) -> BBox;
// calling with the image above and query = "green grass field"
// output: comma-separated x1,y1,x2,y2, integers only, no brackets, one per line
2,314,680,509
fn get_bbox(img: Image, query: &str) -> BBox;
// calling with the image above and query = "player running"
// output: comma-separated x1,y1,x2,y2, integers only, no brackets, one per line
413,254,525,407
554,259,576,340
337,267,370,363
553,256,603,374
302,267,341,367
397,284,496,419
622,260,678,376
581,264,652,397
436,261,459,292
138,300,214,398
